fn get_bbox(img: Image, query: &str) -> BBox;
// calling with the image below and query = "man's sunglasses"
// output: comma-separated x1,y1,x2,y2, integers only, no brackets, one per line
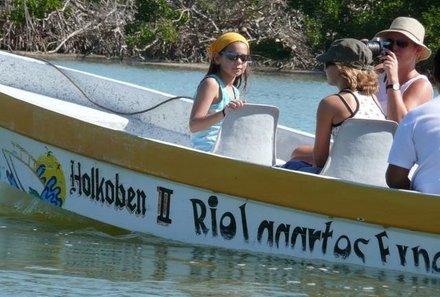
221,51,252,62
387,39,409,49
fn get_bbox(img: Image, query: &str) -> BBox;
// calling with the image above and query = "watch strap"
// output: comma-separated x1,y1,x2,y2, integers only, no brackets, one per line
386,83,400,90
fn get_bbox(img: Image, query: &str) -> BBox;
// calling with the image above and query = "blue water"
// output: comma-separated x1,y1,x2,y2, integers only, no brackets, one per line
2,59,440,296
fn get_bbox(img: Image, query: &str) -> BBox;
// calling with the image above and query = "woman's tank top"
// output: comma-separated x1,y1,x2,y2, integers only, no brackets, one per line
331,89,385,138
377,73,431,115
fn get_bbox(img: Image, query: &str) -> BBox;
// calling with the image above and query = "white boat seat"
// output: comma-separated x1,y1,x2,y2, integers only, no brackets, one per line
211,103,279,166
320,118,398,187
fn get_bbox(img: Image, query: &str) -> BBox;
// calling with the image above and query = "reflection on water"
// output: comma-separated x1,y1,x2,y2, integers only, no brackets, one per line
1,193,440,296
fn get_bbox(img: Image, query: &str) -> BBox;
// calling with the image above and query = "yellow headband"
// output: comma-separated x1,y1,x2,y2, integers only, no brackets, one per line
208,32,249,57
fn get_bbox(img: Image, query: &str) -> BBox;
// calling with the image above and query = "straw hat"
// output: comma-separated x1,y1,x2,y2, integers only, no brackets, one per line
375,17,431,61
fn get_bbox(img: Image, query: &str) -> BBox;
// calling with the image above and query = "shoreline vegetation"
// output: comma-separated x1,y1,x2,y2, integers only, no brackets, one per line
1,1,439,73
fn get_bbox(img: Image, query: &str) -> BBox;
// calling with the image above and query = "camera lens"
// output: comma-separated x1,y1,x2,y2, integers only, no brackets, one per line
367,40,383,57
367,37,391,57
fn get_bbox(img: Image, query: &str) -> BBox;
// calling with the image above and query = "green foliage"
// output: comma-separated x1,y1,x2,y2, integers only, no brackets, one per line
2,0,440,71
422,6,440,57
156,19,179,43
301,15,323,49
252,39,291,60
196,0,217,14
288,0,428,49
126,0,184,49
289,0,440,71
126,26,155,48
10,0,63,23
135,0,179,22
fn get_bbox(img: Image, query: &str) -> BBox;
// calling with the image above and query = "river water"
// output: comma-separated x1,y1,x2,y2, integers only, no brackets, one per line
1,59,440,296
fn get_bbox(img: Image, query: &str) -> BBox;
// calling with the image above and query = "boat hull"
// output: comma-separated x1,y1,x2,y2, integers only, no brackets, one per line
2,124,440,278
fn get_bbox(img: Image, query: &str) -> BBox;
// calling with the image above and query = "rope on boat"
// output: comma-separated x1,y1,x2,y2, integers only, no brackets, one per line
26,54,194,116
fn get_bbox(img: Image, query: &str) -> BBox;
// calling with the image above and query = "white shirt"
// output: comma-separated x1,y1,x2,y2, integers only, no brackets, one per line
388,96,440,195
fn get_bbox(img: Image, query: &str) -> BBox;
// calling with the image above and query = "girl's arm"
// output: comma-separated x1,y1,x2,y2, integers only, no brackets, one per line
189,78,225,132
313,97,335,168
290,96,335,167
290,145,314,164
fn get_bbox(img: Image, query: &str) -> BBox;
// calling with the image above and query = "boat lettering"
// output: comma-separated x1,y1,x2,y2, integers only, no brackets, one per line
376,231,440,273
157,186,173,225
190,196,249,241
258,221,336,252
190,197,440,273
69,161,146,216
258,220,370,262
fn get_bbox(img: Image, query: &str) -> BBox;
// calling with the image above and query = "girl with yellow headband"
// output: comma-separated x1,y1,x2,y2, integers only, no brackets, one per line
189,32,251,151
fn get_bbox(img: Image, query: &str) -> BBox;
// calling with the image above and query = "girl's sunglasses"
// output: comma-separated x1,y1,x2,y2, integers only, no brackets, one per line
387,39,409,49
221,51,252,62
324,62,336,69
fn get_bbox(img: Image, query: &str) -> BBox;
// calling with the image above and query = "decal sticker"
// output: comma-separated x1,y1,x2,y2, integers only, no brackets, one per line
2,143,66,207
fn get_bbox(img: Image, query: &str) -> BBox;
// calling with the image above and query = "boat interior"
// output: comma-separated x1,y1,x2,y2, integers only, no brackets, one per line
0,51,313,160
0,51,399,187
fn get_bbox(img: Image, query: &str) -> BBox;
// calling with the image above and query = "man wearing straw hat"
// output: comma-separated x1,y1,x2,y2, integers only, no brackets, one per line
375,16,433,122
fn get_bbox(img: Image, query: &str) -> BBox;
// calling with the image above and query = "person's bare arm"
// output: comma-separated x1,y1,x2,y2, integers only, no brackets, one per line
387,78,432,122
313,98,335,168
383,51,432,122
290,145,314,164
386,164,411,190
189,78,223,132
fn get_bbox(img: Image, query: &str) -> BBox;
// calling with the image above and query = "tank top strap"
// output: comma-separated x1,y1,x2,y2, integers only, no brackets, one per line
203,74,238,100
370,94,385,115
332,89,359,127
339,89,360,114
203,74,224,99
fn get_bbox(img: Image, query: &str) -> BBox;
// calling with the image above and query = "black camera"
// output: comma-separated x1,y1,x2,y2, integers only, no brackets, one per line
367,37,391,57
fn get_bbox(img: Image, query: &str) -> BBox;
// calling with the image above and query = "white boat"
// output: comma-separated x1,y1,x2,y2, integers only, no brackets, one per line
1,50,440,278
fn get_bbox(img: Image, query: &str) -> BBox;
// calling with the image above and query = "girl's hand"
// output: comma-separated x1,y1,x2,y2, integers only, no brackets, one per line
224,99,246,115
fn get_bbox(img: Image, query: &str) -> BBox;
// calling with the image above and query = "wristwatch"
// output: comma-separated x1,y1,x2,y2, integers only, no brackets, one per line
386,83,400,91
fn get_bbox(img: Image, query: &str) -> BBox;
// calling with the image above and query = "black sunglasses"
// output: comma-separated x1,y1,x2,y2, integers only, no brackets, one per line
324,62,336,69
387,38,409,49
221,51,252,62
